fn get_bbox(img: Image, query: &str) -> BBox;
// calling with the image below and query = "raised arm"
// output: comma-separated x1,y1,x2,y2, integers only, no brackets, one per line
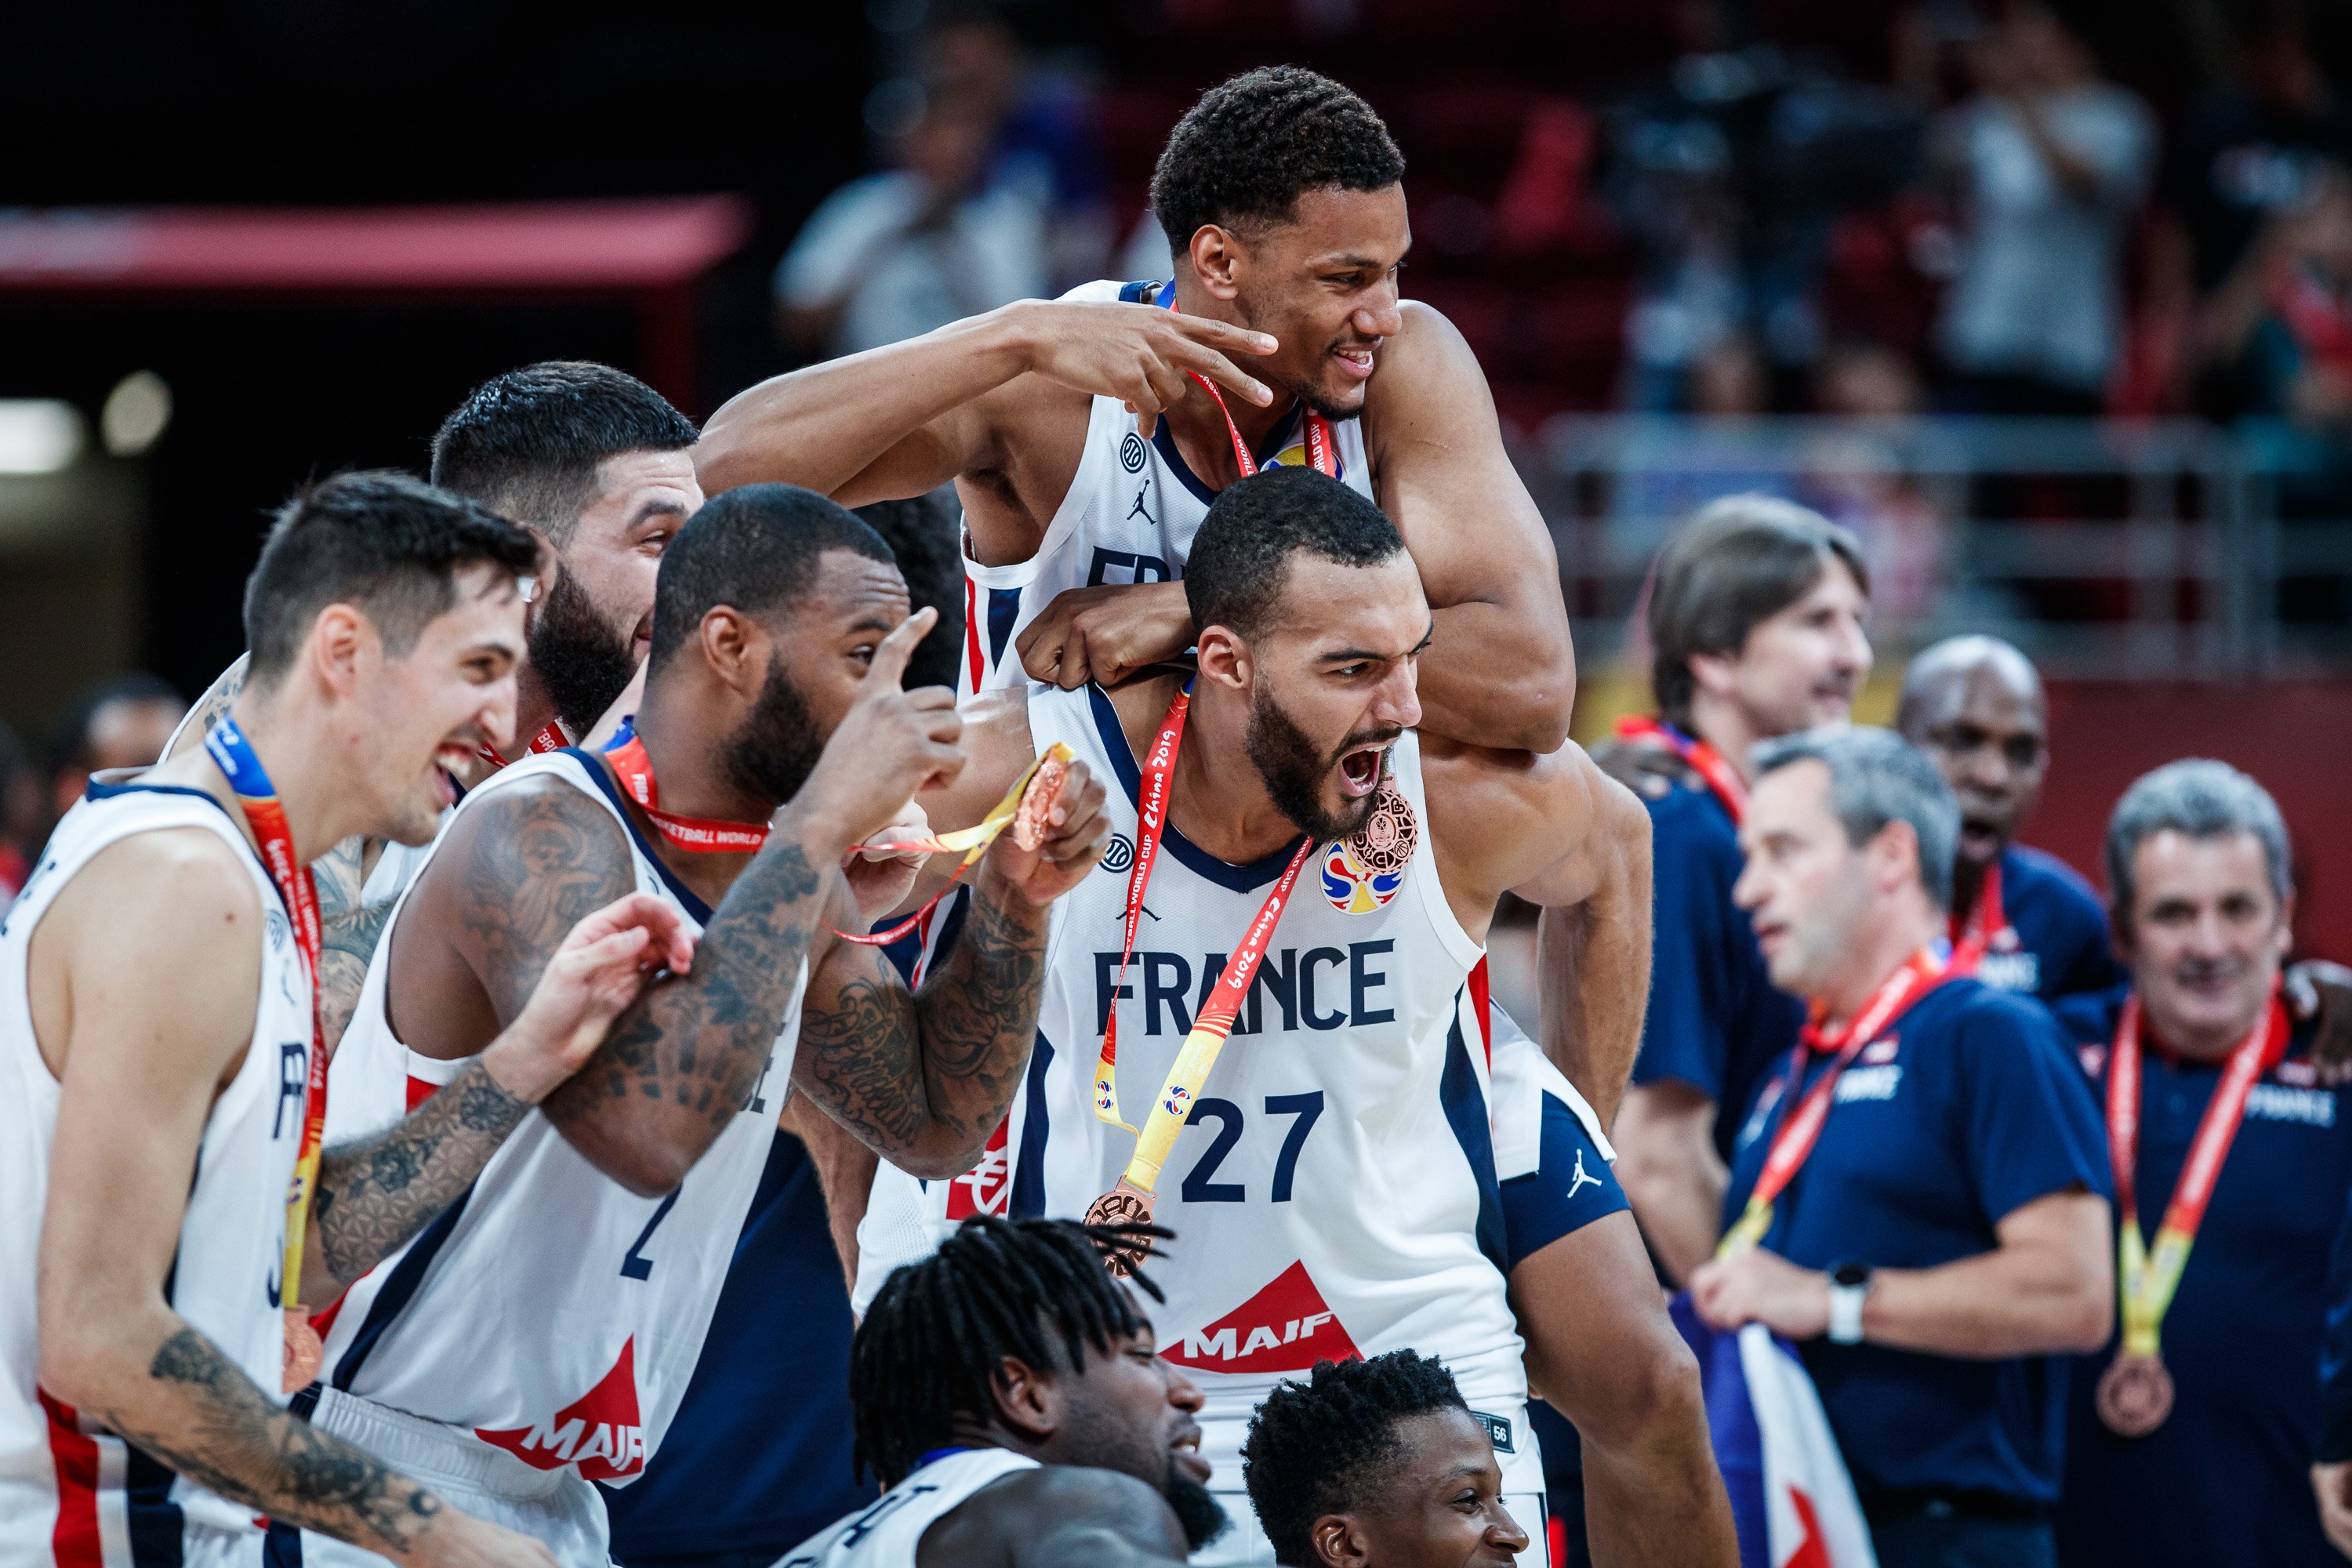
34,838,546,1567
695,299,1278,506
541,618,970,1196
794,756,1110,1178
304,891,693,1301
1365,303,1577,753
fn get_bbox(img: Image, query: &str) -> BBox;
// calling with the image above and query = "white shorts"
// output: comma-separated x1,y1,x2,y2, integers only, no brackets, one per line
1186,1400,1550,1567
292,1388,611,1568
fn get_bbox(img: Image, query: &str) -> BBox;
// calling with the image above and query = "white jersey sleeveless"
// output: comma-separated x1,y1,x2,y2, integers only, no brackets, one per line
315,749,800,1492
861,684,1526,1445
957,278,1376,698
776,1449,1036,1568
0,781,316,1561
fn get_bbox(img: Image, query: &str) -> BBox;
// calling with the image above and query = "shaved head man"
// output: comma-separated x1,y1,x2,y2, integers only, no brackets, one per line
1896,636,2118,1001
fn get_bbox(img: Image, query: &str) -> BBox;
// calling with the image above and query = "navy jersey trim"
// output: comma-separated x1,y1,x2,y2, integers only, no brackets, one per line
985,587,1023,668
1083,684,1307,894
567,747,716,925
1010,1032,1057,1220
122,1442,187,1568
83,779,235,813
1119,278,1165,305
329,1182,476,1389
1439,1007,1511,1279
1499,1094,1632,1271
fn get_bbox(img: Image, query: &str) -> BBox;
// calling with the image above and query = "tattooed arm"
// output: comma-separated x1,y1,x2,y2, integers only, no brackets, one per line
302,887,694,1302
33,833,556,1567
793,743,1111,1177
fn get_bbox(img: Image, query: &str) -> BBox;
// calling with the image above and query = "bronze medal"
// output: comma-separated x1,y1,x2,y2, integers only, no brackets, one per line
1346,778,1418,877
1081,1185,1156,1278
2095,1353,2174,1438
281,1307,325,1394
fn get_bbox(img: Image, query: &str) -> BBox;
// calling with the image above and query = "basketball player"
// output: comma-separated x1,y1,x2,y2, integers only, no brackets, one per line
779,1216,1221,1568
695,64,1577,757
5,472,695,1567
295,486,1112,1567
1241,1351,1530,1568
166,361,702,1051
1598,495,1871,1285
860,470,1733,1566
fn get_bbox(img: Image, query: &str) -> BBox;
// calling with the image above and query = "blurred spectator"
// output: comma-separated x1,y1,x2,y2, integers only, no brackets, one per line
0,721,36,903
44,673,185,826
774,11,1051,358
1807,340,1944,623
853,488,967,695
1690,332,1772,416
1936,2,2155,415
2172,2,2352,302
921,3,1109,292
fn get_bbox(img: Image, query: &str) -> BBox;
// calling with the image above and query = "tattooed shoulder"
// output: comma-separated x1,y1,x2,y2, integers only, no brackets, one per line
439,774,637,1018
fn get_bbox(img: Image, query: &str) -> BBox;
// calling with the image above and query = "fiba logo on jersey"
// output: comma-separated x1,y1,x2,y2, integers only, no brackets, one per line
1119,431,1148,472
1100,832,1135,874
1322,840,1404,914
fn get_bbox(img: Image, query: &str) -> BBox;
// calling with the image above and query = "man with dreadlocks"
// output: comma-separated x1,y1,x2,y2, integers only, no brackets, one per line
778,1216,1227,1567
1243,1351,1530,1568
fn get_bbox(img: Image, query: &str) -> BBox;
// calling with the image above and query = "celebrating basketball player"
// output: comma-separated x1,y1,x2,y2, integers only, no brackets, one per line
695,65,1576,757
293,485,1109,1567
858,470,1733,1566
5,473,695,1568
780,1216,1223,1568
167,362,704,1053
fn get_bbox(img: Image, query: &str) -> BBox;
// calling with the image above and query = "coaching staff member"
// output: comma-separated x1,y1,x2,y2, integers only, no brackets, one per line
2054,762,2352,1568
1601,496,1872,1284
1690,728,2111,1568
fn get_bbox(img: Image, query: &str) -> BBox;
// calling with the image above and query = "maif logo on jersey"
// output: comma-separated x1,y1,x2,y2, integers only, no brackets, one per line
477,1338,646,1480
1164,1261,1363,1374
1321,840,1404,914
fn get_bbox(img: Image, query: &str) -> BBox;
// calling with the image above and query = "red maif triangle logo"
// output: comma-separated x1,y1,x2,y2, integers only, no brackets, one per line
475,1337,646,1481
1162,1261,1362,1375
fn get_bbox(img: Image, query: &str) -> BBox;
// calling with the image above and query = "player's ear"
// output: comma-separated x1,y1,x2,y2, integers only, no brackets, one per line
308,602,369,698
696,606,762,697
1309,1513,1370,1568
1196,625,1250,691
987,1354,1058,1443
1187,225,1243,303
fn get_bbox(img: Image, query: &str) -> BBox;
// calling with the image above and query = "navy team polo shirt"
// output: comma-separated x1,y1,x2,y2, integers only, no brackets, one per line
2052,991,2352,1568
1724,976,2110,1504
1969,844,2125,1003
1631,780,1805,1159
2320,1186,2352,1466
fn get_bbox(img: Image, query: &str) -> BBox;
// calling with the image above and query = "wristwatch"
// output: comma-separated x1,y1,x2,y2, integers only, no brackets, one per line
1826,1261,1874,1345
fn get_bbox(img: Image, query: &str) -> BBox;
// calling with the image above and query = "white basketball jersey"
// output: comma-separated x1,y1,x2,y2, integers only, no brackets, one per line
861,685,1526,1453
776,1449,1037,1568
0,782,316,1557
957,278,1377,698
317,750,800,1489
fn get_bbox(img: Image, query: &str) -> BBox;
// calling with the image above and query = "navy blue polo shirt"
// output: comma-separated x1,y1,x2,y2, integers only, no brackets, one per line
1632,781,1805,1160
1968,844,2125,1003
1723,976,2110,1504
2051,992,2352,1568
2320,1185,2352,1465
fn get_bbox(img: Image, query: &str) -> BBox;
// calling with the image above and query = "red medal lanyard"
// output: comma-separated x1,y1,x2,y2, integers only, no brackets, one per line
2107,987,2288,1258
602,722,771,855
1947,859,2005,976
478,720,570,771
201,720,327,1330
1094,683,1316,1119
1164,299,1338,481
1742,950,1948,1219
1613,715,1748,823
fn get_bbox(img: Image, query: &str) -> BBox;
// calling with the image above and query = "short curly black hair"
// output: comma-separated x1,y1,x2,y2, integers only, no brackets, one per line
1151,67,1405,256
1241,1351,1470,1566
